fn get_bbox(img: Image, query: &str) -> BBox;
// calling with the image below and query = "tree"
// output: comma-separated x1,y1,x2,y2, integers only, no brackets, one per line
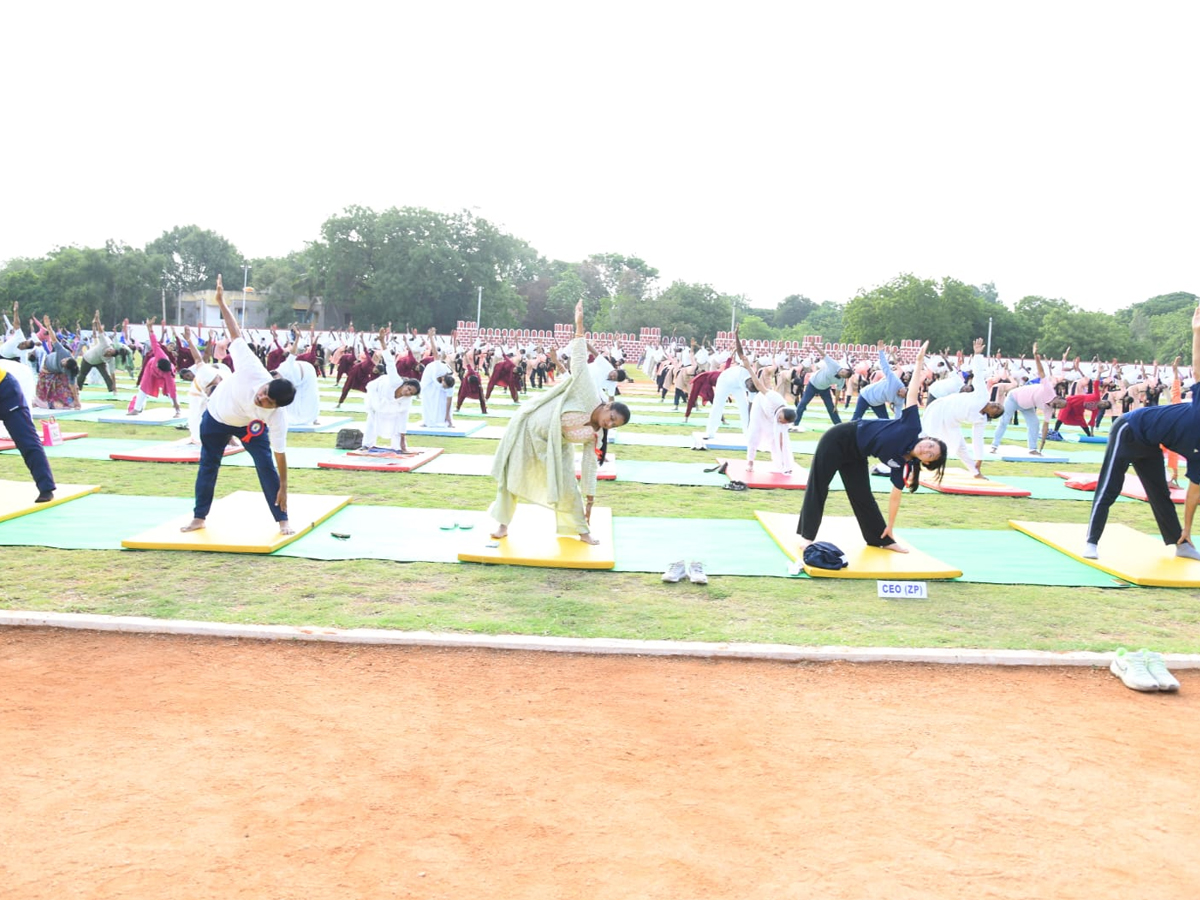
146,226,244,298
309,206,538,332
843,274,987,349
773,294,816,329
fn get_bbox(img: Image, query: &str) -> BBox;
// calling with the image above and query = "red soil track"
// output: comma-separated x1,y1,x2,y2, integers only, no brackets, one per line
2,628,1198,899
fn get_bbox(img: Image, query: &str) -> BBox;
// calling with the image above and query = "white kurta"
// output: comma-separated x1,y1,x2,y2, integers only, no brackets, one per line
922,391,991,476
419,360,453,427
705,365,752,438
276,357,320,426
746,390,794,474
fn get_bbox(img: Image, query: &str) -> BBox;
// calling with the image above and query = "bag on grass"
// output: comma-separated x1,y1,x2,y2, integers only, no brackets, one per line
335,428,363,450
41,417,63,447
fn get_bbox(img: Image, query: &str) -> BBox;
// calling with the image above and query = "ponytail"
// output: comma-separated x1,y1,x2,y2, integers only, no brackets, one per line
598,428,610,466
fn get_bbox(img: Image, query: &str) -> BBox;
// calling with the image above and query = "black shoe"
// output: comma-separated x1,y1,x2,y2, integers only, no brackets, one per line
36,491,54,503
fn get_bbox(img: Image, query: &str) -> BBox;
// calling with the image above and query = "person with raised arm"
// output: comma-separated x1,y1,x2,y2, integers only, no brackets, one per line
181,275,297,535
1084,306,1200,561
987,342,1067,456
488,301,631,545
796,341,948,554
126,317,181,417
735,328,797,475
362,326,422,453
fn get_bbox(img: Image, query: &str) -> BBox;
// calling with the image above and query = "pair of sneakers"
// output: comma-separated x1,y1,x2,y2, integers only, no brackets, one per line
662,560,707,585
1110,647,1181,692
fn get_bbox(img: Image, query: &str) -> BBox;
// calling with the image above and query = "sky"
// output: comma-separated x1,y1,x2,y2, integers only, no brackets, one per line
3,1,1197,314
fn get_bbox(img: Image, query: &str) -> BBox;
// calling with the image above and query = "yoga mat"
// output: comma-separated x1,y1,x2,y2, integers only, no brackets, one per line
274,506,490,562
317,447,444,472
902,529,1129,587
611,517,795,577
407,422,487,437
32,404,112,419
123,491,351,554
97,407,185,426
412,453,496,477
612,460,728,487
458,504,615,569
755,512,963,580
110,438,244,463
920,471,1030,497
223,447,353,469
289,416,356,433
719,459,808,489
0,480,101,524
3,438,158,461
0,494,193,549
1010,520,1200,588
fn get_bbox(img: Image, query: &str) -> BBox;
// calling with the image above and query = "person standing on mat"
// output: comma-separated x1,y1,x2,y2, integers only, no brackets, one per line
853,341,907,421
77,311,119,395
488,300,630,545
920,390,1004,479
363,327,421,453
988,343,1067,456
126,317,181,418
1084,305,1200,561
734,330,796,475
0,359,57,503
793,352,851,427
181,275,297,536
796,341,947,554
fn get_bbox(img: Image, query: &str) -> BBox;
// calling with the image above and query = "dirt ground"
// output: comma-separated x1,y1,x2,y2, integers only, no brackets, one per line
2,628,1197,900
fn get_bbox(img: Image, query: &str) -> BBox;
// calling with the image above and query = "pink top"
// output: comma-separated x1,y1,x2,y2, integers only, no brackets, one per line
137,330,178,402
1009,377,1058,414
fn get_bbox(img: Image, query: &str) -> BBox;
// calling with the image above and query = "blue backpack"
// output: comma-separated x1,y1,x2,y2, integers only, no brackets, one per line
803,541,849,570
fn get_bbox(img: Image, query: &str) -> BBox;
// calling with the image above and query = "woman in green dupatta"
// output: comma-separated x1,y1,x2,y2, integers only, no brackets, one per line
489,301,631,544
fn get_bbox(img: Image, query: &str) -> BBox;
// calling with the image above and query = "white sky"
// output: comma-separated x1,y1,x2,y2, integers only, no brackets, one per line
3,1,1197,314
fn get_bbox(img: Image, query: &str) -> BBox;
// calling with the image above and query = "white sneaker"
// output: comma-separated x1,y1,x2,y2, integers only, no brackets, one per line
662,560,687,583
1110,648,1159,692
687,561,708,585
1083,543,1099,560
1141,650,1181,692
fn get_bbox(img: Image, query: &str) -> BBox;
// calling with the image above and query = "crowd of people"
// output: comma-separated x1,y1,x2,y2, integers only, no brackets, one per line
2,289,1197,564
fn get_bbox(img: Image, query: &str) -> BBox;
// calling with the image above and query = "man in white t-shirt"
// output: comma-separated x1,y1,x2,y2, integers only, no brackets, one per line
181,275,297,535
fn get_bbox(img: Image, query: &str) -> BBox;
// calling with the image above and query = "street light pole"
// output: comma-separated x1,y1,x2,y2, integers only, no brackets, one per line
241,263,251,328
476,285,482,331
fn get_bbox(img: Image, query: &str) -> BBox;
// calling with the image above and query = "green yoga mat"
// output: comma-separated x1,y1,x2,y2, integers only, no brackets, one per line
2,438,157,460
611,460,728,487
273,505,490,561
612,517,795,577
902,529,1129,587
0,494,193,550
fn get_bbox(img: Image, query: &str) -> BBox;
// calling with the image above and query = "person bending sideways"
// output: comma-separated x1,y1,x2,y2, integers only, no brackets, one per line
181,275,297,536
488,301,630,545
1084,306,1200,562
734,329,796,475
0,359,56,502
796,341,947,554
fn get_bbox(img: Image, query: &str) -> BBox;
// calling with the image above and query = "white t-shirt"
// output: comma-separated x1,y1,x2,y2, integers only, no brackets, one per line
205,337,288,452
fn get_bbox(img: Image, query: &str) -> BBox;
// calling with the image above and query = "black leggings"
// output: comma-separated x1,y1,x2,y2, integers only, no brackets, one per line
798,421,895,547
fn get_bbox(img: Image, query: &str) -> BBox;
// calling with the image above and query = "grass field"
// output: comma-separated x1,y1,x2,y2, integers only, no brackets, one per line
4,378,1199,654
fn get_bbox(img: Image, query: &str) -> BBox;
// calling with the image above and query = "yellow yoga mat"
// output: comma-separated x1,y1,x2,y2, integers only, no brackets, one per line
1009,520,1200,588
755,511,963,580
458,504,615,569
122,491,351,554
0,480,101,524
